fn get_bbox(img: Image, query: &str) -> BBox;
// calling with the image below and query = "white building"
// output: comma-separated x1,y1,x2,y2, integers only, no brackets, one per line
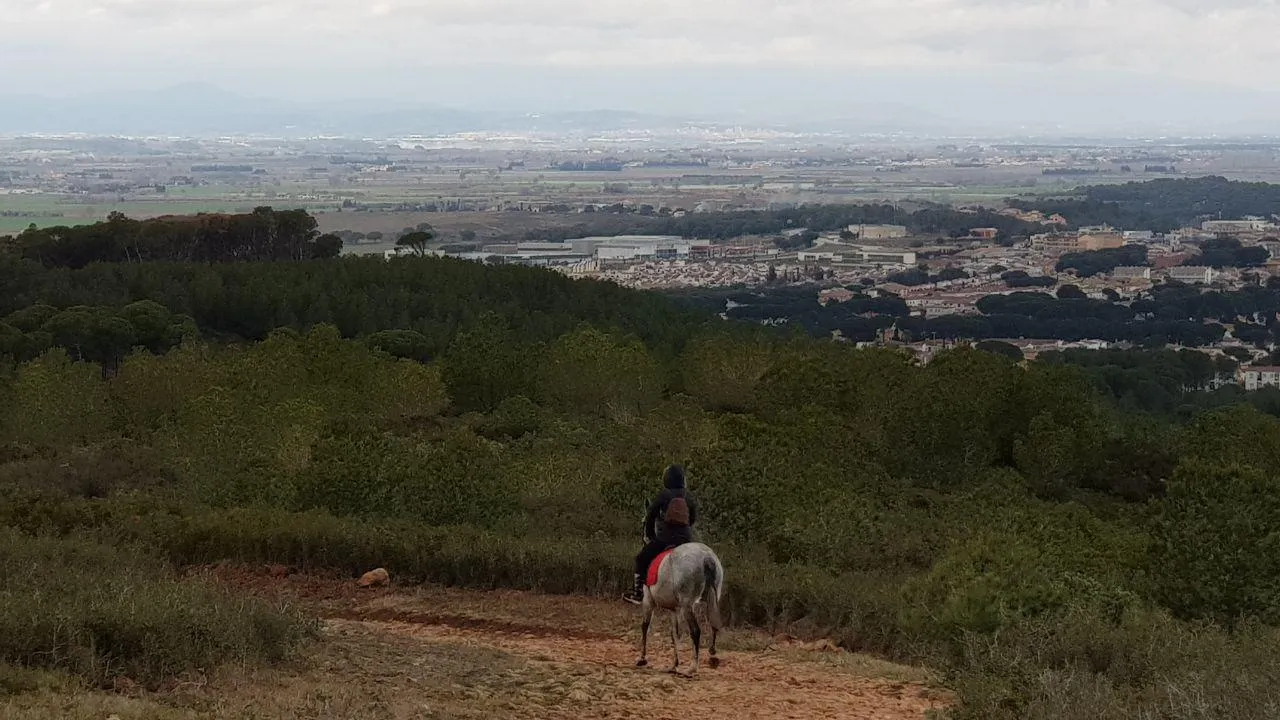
515,242,578,252
1202,219,1275,234
904,296,976,316
1239,366,1280,391
797,249,842,262
595,238,692,266
1166,266,1215,284
859,248,917,265
1111,266,1152,280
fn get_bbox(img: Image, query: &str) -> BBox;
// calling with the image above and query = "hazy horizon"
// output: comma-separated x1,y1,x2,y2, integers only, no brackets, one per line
7,0,1280,136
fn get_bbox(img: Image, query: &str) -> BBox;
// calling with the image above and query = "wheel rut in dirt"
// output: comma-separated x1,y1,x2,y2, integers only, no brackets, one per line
322,606,619,642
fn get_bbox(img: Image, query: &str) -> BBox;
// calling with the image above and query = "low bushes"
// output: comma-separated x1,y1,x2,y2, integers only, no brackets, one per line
947,607,1280,720
0,528,316,690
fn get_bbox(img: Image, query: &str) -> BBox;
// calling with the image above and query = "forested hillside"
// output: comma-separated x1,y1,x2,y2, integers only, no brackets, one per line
0,252,713,367
1009,175,1280,231
3,210,1280,718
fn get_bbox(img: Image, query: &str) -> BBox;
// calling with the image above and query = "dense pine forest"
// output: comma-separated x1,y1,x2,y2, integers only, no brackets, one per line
2,209,1280,718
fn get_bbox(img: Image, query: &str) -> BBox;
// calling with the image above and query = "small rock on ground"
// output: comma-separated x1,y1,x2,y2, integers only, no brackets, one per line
357,568,391,588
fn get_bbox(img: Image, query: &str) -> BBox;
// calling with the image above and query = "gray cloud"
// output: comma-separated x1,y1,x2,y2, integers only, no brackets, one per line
4,0,1280,126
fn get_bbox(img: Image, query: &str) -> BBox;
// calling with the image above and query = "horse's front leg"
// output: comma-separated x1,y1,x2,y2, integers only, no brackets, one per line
636,600,653,667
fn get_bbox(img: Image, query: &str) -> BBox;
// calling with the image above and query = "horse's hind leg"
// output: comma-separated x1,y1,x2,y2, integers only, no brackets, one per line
636,601,653,667
666,612,681,674
706,603,719,666
684,606,702,677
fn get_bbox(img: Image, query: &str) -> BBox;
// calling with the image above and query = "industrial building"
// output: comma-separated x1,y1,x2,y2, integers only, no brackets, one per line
848,224,908,240
797,243,916,266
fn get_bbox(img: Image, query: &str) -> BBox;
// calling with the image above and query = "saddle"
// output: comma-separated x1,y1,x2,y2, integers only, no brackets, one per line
645,546,678,587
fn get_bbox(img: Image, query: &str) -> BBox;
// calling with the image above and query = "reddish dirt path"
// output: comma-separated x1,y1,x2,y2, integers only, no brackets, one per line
194,565,953,720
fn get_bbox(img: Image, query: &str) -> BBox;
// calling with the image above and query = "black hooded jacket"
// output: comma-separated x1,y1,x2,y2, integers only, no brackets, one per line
643,464,698,542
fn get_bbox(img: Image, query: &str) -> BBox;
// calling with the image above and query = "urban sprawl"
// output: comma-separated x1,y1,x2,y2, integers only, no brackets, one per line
390,212,1280,391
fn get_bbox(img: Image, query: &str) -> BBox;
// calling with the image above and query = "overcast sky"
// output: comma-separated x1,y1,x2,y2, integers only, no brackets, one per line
5,0,1280,131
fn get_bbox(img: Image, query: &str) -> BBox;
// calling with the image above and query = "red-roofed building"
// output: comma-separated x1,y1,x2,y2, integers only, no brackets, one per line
818,288,856,305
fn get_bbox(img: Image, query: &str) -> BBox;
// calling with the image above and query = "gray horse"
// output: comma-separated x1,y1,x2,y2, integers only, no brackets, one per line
635,542,724,677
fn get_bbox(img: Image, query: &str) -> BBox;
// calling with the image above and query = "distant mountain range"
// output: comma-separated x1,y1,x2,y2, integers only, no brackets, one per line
2,83,693,136
11,66,1280,139
2,83,979,138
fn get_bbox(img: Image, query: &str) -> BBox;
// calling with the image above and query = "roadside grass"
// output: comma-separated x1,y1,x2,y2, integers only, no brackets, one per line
0,527,317,691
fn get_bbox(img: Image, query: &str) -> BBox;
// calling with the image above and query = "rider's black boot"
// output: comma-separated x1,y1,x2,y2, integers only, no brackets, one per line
623,573,644,604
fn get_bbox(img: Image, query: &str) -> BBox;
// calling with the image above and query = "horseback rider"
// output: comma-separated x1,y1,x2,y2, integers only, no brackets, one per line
623,463,698,605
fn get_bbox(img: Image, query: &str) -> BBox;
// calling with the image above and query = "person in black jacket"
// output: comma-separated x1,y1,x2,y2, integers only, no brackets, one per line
623,463,699,605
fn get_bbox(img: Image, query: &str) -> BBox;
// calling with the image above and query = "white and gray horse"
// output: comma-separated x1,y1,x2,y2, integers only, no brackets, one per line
635,542,724,677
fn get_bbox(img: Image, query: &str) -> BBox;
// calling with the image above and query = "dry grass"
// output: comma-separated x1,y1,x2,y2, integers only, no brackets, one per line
0,533,314,690
0,626,537,719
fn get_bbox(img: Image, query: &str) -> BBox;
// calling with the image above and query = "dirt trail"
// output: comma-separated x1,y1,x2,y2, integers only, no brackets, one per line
0,567,951,719
204,566,952,720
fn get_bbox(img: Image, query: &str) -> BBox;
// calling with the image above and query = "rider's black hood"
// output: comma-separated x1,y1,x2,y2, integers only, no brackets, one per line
663,464,686,490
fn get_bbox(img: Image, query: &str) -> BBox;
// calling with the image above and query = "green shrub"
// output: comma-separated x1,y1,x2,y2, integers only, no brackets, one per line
475,395,543,440
2,349,112,449
0,442,173,500
440,312,538,412
535,324,663,420
1149,459,1280,625
678,329,777,412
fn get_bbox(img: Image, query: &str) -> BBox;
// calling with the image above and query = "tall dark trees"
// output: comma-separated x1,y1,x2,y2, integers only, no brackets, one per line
11,208,329,268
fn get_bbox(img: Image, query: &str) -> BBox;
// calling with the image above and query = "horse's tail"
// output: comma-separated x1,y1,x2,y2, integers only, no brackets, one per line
702,554,724,630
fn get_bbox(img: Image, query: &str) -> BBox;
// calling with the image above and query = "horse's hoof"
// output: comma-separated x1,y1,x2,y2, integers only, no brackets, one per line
635,658,648,667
